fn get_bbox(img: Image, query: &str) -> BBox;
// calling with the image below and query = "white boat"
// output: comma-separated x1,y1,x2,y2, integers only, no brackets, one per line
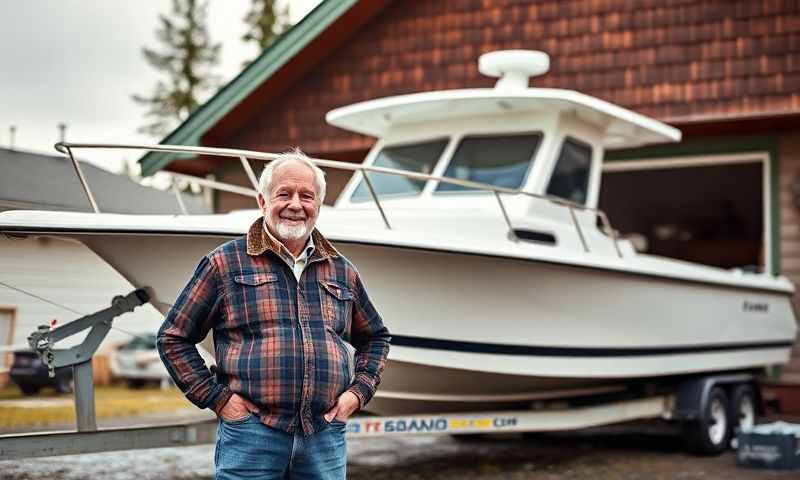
1,51,796,416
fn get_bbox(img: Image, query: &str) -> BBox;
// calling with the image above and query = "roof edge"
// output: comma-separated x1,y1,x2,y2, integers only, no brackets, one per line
139,0,359,176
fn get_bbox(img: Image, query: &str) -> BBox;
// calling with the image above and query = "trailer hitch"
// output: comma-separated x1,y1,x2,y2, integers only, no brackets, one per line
26,288,150,431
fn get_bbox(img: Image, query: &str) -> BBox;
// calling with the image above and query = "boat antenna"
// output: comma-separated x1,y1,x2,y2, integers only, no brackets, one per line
9,125,16,150
58,122,67,143
478,50,550,90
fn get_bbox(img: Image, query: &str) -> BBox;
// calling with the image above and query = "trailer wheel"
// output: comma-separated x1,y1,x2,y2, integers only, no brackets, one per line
730,384,757,433
683,386,731,455
19,384,40,396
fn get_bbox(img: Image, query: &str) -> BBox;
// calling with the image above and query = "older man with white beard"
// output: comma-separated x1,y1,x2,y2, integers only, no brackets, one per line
157,149,391,480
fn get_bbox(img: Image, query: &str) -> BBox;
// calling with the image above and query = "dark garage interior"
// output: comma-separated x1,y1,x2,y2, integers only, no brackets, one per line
599,161,764,271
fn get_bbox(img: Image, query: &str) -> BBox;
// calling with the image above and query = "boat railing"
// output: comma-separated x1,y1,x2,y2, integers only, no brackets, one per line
54,142,623,258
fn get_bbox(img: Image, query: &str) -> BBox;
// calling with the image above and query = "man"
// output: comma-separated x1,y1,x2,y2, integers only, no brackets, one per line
157,149,391,480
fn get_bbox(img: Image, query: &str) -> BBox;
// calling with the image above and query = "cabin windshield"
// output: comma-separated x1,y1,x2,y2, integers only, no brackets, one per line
434,133,542,193
350,138,448,202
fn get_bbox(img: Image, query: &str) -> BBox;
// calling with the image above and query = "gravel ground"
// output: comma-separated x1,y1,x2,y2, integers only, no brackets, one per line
347,430,797,479
2,423,798,479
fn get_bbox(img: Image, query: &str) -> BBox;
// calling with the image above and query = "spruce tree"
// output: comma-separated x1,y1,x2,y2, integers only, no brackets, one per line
133,0,221,137
242,0,290,58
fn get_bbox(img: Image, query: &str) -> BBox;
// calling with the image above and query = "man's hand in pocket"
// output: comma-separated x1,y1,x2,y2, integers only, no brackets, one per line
219,393,258,421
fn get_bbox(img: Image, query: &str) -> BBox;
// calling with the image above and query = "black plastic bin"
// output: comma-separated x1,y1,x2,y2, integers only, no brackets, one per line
737,427,800,470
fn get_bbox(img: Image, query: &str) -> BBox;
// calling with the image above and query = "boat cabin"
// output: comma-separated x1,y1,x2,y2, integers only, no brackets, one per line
329,50,681,217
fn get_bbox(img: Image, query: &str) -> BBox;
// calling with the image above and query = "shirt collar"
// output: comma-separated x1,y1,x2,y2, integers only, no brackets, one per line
246,216,339,261
297,234,315,262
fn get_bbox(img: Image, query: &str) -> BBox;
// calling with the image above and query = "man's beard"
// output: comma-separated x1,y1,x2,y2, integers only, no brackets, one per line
274,219,311,241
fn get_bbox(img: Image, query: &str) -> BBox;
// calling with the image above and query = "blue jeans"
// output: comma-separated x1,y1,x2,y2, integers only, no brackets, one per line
215,413,347,480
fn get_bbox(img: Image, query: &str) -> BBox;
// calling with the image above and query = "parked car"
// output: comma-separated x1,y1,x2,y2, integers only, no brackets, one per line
109,333,215,388
109,334,167,388
10,350,73,395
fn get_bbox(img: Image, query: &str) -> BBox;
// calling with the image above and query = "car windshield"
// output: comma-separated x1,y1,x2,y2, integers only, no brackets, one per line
350,138,448,202
435,133,542,193
120,335,157,350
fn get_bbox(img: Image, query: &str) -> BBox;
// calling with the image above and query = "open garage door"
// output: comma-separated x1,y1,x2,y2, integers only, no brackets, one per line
599,154,769,273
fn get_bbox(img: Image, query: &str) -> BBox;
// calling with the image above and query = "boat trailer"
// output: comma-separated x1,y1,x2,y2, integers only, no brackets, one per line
0,393,672,460
0,289,760,459
0,292,674,460
0,283,671,459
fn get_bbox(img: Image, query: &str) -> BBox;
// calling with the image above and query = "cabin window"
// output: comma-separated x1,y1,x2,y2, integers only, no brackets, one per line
435,133,542,192
546,137,592,205
350,138,448,201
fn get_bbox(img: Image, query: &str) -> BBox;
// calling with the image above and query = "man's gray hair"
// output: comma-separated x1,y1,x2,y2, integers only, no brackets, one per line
258,148,327,203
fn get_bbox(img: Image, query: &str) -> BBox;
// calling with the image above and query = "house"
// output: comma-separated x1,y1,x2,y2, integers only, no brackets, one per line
0,147,210,385
0,147,208,214
137,0,800,396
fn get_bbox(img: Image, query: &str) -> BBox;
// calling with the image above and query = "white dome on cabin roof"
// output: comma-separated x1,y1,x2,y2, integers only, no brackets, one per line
478,50,550,90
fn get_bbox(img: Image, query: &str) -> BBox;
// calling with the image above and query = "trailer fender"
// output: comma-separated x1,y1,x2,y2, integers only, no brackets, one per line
673,374,755,421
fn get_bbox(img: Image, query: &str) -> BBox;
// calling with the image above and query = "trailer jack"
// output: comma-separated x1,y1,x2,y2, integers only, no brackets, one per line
0,288,222,461
26,288,150,432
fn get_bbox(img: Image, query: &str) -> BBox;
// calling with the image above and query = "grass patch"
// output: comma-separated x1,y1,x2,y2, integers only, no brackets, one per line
0,385,65,400
0,386,194,429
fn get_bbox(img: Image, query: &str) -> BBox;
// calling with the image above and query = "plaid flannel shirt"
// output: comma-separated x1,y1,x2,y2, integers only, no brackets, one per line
157,218,391,435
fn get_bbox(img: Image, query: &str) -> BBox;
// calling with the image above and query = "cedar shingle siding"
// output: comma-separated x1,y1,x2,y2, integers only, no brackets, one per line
780,132,800,383
227,0,800,155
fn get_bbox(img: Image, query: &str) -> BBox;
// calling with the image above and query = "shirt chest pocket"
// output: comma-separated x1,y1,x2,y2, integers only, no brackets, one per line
229,273,284,328
319,280,353,334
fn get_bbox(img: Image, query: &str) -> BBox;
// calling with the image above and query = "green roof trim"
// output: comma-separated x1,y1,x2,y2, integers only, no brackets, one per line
139,0,359,176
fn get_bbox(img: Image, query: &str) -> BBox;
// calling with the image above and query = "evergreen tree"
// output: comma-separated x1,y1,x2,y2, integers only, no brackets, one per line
133,0,221,137
242,0,290,57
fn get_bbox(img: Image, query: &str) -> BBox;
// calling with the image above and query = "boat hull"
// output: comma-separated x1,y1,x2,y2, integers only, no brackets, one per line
340,241,795,414
16,231,800,415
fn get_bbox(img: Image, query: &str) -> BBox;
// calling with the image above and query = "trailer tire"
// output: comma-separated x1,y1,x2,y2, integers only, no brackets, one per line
683,386,731,455
730,384,757,435
19,384,40,396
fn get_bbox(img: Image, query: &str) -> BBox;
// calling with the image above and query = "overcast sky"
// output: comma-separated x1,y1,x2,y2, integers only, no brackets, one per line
0,0,320,174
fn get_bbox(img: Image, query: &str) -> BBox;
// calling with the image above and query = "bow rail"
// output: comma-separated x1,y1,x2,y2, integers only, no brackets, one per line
54,142,623,258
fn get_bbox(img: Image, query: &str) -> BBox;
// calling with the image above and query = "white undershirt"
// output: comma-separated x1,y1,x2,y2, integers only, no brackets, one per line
286,236,315,280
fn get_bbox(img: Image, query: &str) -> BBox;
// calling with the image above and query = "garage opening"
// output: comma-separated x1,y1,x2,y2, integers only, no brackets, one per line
599,157,766,272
